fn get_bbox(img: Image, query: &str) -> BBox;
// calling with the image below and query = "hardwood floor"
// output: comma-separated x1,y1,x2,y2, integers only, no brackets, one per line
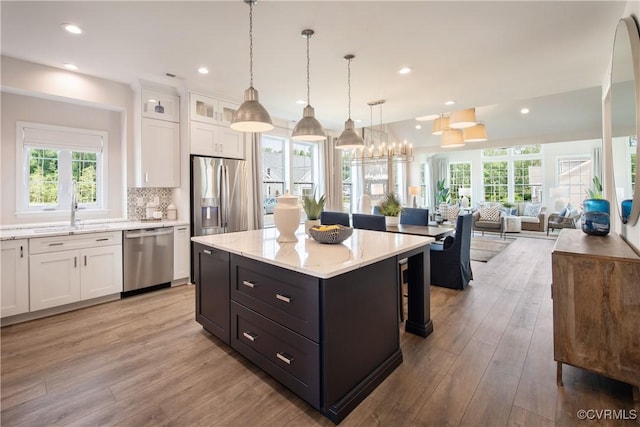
1,237,637,426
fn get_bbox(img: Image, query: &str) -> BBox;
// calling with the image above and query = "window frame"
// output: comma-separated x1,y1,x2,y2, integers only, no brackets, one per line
15,121,108,218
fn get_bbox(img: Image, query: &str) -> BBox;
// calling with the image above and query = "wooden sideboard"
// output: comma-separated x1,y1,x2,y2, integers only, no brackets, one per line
551,229,640,390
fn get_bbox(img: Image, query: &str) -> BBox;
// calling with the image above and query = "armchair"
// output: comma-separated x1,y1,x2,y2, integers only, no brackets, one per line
430,214,473,290
472,209,505,239
547,210,580,235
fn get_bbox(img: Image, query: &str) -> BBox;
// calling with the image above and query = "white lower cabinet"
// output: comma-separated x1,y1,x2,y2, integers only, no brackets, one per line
173,226,190,280
30,249,82,311
1,239,30,317
29,232,123,311
190,121,245,159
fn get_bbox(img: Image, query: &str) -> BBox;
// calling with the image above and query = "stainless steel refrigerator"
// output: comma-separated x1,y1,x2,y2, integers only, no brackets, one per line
191,155,248,237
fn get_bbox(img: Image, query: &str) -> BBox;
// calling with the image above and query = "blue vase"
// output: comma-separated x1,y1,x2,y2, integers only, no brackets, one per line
621,199,632,224
581,199,610,236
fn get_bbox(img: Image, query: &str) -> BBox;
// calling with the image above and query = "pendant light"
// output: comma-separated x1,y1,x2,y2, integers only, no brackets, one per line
441,129,465,148
463,123,488,142
432,115,449,135
291,29,326,141
230,0,273,133
336,54,365,149
449,107,477,129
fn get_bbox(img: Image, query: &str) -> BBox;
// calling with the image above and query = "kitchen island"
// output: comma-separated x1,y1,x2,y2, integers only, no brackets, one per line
192,227,433,424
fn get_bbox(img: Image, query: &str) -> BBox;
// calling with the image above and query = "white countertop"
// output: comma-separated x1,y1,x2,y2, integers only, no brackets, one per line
1,219,189,240
192,226,433,279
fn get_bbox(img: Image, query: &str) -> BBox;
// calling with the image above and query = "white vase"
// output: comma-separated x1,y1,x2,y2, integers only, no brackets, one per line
274,193,300,243
385,215,399,227
305,219,320,236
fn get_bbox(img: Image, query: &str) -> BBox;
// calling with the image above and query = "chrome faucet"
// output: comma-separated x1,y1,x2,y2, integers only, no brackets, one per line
70,180,78,228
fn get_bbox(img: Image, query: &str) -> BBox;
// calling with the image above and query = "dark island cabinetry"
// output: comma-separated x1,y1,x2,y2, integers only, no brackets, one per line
193,243,230,344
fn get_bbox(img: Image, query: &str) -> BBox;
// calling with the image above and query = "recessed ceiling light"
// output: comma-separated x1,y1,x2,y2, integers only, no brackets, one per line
61,23,83,34
398,67,412,75
295,99,306,105
521,107,530,114
416,114,440,121
198,67,209,74
445,100,456,106
63,63,79,70
415,125,422,130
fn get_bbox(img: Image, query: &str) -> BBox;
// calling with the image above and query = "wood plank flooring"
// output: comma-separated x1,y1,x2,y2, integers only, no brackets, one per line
1,236,638,426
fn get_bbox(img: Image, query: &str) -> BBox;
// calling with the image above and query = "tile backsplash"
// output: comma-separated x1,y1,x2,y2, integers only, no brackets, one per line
127,188,174,220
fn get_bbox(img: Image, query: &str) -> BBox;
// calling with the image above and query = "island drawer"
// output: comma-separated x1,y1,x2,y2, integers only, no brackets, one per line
230,301,320,409
231,255,319,342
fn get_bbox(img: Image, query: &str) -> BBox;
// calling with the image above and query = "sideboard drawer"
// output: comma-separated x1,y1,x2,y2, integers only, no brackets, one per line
231,255,319,341
230,301,320,409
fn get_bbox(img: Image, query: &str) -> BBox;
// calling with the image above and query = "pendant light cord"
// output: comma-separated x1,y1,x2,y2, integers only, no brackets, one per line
248,1,254,87
347,57,352,119
306,34,311,106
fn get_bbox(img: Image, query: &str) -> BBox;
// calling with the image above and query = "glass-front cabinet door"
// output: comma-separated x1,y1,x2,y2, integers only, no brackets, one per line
190,93,238,126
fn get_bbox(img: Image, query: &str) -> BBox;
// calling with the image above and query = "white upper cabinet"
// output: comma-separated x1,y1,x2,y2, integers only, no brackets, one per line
132,81,181,187
142,88,180,122
189,92,245,159
190,93,237,126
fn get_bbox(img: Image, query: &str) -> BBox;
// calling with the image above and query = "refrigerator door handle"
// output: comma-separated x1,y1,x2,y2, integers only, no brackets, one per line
224,164,230,232
217,162,224,230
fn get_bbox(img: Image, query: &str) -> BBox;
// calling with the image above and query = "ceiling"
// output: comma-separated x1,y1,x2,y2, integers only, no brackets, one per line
0,1,628,151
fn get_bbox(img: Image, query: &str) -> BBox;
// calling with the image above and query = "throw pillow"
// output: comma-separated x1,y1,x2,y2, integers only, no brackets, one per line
479,206,500,222
558,207,568,217
448,205,459,222
564,203,573,217
524,203,541,217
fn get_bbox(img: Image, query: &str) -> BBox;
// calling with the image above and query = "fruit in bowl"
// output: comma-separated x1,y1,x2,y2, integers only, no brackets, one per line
308,224,353,244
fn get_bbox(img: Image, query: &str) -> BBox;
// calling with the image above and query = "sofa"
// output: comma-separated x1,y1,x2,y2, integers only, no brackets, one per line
510,202,548,232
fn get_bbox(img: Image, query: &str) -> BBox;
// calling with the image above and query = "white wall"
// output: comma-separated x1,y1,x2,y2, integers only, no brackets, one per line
1,56,132,226
1,92,124,224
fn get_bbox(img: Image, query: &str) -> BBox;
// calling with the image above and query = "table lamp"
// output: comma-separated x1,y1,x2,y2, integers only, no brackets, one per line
459,188,471,208
408,186,420,208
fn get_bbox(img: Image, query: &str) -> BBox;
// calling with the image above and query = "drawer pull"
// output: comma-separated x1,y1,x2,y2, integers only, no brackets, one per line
276,294,291,303
96,238,109,242
49,242,64,247
242,280,255,288
242,332,258,342
276,352,293,365
74,256,77,268
203,250,212,255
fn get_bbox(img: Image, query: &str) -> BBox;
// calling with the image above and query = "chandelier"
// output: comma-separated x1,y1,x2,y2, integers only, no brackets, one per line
433,107,488,148
352,100,414,164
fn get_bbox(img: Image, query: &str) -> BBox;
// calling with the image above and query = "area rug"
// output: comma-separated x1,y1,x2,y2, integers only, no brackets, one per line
470,237,513,262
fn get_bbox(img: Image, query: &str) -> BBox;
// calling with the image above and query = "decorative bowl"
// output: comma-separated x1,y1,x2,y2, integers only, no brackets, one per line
308,224,353,244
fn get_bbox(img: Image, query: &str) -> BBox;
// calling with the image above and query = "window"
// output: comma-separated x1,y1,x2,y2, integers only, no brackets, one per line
513,159,542,202
449,162,471,203
261,134,320,223
481,145,543,203
342,151,352,212
557,157,591,206
482,161,509,202
17,122,106,213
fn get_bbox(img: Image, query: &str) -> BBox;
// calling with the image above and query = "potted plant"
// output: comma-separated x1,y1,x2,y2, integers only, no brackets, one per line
435,180,450,221
378,191,403,226
302,190,326,235
582,176,609,235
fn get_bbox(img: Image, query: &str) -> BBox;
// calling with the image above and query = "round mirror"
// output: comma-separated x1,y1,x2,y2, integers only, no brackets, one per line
611,16,640,225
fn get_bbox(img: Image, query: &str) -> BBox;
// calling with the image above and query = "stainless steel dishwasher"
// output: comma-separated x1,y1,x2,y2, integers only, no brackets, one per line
123,227,173,295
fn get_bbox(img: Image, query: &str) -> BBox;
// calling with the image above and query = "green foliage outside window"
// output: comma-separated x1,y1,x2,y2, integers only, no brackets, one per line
483,161,508,202
513,159,542,202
